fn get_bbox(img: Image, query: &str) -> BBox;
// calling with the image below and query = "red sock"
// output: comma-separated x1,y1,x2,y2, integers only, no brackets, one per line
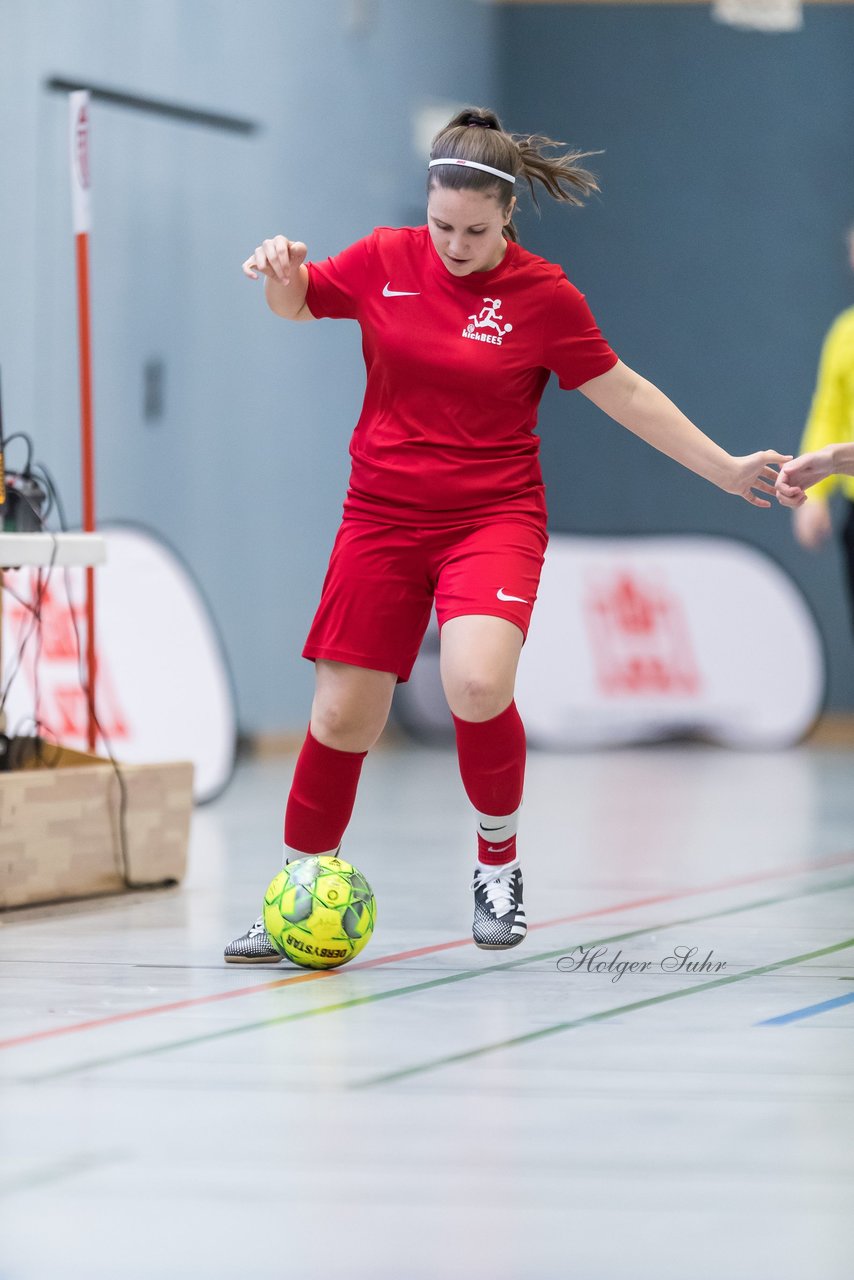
452,701,526,865
284,728,367,855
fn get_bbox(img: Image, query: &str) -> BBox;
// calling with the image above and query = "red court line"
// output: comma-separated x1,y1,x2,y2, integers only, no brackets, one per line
2,848,852,1054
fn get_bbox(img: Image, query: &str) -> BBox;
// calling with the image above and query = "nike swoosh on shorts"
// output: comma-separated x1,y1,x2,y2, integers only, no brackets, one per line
497,587,528,603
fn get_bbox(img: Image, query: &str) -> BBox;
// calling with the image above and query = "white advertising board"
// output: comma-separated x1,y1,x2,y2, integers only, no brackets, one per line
396,535,825,750
1,525,237,801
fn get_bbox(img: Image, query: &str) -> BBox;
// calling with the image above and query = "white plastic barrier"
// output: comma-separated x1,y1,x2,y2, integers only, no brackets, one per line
395,535,825,750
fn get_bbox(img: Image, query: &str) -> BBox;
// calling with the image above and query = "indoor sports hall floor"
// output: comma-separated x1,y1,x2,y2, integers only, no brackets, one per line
2,737,853,1280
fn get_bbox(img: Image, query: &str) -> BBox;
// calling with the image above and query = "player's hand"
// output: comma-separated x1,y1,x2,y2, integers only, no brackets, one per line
777,447,834,494
792,499,832,551
724,451,792,508
774,473,806,509
242,236,308,285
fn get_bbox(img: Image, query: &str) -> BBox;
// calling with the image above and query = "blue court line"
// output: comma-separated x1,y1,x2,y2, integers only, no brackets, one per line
757,990,854,1026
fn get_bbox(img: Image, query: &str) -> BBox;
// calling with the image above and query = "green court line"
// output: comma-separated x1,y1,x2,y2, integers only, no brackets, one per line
356,934,854,1088
16,874,854,1085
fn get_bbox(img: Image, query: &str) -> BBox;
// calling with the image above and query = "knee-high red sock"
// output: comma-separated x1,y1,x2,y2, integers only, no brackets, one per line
283,728,367,856
452,701,526,866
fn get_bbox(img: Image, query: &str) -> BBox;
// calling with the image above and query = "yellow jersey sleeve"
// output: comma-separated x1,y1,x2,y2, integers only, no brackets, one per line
799,307,854,503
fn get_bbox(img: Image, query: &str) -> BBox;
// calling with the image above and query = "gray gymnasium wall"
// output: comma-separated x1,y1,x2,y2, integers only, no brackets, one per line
2,0,852,735
0,0,496,734
496,2,854,710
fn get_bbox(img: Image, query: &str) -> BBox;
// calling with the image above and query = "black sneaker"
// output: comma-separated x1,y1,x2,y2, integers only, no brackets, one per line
471,859,527,950
224,852,342,964
223,916,284,964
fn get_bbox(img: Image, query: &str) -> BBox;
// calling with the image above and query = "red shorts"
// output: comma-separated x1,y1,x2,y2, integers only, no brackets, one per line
303,517,548,682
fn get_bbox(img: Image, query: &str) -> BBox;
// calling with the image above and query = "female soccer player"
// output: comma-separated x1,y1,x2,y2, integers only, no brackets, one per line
226,107,790,962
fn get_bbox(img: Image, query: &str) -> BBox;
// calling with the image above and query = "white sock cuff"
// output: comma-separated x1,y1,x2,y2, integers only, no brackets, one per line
476,807,521,840
283,843,339,866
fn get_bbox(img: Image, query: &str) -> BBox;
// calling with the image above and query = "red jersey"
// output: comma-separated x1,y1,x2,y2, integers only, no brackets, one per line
305,225,617,528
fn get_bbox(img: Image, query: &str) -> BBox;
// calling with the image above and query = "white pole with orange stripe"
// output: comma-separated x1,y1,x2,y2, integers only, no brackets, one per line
69,90,98,752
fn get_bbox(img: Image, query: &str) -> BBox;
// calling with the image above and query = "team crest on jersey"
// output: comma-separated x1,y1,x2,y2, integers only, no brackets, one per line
462,297,513,346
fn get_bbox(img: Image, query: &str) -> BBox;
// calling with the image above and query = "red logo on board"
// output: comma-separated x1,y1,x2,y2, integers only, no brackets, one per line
585,571,700,696
3,571,127,742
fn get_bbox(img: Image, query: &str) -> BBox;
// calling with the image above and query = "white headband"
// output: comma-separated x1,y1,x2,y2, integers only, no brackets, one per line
428,157,516,185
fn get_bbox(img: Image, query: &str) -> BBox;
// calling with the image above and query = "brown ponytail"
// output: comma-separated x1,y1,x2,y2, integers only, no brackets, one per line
428,106,600,243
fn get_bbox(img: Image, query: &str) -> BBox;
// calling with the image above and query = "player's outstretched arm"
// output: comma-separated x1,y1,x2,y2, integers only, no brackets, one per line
580,360,790,509
775,443,854,508
242,234,314,321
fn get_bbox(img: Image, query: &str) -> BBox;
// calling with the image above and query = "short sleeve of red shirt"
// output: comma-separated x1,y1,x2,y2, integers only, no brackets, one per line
542,275,618,390
305,232,375,321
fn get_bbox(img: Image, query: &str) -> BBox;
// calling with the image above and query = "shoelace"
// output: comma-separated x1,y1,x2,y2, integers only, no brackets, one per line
471,860,519,919
248,917,267,935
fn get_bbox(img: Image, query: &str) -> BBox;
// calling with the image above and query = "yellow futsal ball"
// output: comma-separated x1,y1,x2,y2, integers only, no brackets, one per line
263,855,376,969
